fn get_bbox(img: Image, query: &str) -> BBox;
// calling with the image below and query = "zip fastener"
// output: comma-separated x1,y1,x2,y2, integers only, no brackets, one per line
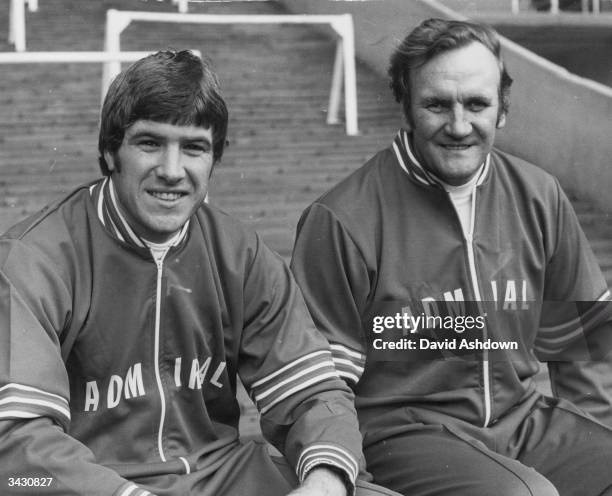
153,255,168,462
400,134,493,425
464,188,491,427
147,231,188,463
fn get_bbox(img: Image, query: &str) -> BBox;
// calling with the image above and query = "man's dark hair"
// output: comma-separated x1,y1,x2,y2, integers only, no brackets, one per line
98,49,228,176
388,18,513,123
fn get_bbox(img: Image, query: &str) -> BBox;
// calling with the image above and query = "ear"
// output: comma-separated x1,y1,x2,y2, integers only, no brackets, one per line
104,151,117,173
496,112,507,129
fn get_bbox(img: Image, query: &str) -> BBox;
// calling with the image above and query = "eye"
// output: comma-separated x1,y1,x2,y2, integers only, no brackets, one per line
137,139,160,151
425,102,444,113
466,100,489,112
183,142,211,156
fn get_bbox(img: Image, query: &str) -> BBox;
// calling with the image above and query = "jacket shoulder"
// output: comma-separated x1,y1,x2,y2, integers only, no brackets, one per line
2,182,97,241
313,147,399,218
194,203,257,240
490,149,560,192
192,203,271,266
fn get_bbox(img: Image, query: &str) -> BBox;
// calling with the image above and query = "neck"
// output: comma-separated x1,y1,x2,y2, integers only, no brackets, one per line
99,177,189,249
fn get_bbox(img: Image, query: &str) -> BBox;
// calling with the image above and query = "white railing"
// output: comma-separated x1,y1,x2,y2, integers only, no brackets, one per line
170,1,271,14
103,10,359,136
8,0,38,51
0,51,156,64
172,0,189,13
0,50,201,103
0,51,164,103
511,0,603,14
588,0,602,13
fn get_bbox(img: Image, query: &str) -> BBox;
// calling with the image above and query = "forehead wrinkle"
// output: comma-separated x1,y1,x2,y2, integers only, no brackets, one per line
415,70,500,107
412,42,501,90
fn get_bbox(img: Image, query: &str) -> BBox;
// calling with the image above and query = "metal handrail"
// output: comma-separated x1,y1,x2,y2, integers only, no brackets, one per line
512,0,602,14
8,0,38,52
172,0,188,13
0,51,157,64
103,10,359,136
0,50,202,105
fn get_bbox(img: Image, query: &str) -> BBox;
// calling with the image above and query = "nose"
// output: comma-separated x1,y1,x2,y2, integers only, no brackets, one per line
444,106,472,138
157,145,185,182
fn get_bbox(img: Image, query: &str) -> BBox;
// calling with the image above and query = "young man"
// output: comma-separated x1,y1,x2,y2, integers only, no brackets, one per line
0,50,397,496
291,19,612,496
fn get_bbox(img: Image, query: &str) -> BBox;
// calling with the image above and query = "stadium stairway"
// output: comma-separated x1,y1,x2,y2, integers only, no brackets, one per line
0,0,401,258
1,0,611,439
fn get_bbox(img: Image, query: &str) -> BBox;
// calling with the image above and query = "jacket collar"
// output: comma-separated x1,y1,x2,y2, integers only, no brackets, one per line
89,177,190,250
391,128,491,188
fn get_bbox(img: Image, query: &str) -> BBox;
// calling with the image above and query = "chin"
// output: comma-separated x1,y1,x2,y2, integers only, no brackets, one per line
449,161,481,175
439,170,478,186
145,218,185,237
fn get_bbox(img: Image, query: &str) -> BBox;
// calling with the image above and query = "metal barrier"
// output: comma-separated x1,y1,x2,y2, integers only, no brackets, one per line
170,1,270,14
103,10,359,135
0,51,181,102
511,0,603,14
172,0,188,13
8,0,38,51
0,51,155,64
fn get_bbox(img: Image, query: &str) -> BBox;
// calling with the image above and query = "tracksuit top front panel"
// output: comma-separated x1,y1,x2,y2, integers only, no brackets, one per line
66,219,242,466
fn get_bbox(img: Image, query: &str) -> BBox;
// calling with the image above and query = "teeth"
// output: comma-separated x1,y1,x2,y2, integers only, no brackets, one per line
151,191,182,201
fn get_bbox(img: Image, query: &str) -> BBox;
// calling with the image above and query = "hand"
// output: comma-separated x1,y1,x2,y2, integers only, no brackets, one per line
286,467,348,496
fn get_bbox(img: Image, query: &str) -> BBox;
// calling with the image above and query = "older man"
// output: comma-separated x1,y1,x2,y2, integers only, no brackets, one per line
0,50,398,496
291,19,612,496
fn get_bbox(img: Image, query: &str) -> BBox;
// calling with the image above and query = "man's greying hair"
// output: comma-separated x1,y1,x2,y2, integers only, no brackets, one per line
98,50,228,176
389,18,513,122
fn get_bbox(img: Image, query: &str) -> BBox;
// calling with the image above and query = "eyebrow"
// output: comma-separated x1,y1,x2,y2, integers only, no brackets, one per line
422,97,447,104
421,95,493,105
420,96,452,107
128,130,212,145
465,95,493,103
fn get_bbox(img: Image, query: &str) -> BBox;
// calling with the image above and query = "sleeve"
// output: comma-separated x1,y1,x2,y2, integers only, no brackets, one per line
290,203,369,390
236,231,364,491
0,240,155,496
533,182,612,427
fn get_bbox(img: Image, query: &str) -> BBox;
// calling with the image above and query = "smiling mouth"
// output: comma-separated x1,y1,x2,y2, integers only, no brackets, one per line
149,191,186,201
442,144,472,150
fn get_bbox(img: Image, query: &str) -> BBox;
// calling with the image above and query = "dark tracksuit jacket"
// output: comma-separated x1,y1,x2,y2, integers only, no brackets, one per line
0,177,363,495
291,129,612,449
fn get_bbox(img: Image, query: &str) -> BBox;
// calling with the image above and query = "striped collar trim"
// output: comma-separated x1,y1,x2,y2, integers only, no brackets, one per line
392,128,490,188
90,178,190,250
